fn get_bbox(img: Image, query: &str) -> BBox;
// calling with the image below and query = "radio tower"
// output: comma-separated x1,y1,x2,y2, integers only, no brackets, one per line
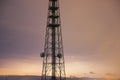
40,0,66,80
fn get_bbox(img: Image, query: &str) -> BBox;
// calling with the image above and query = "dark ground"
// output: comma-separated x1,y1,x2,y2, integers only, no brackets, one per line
0,76,105,80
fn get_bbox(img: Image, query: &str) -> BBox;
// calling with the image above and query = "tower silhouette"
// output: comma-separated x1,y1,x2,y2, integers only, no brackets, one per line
40,0,66,80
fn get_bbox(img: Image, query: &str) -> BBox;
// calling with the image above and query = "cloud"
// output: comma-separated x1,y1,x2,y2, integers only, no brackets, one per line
104,73,119,80
106,73,115,76
89,72,95,74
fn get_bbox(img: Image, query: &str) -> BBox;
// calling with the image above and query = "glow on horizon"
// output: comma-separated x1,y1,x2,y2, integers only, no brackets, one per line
0,61,119,78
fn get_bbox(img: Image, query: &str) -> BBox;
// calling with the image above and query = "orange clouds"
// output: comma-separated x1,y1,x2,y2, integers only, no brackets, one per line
104,73,119,80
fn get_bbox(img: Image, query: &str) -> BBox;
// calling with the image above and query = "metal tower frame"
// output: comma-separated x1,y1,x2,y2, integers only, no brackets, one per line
40,0,66,80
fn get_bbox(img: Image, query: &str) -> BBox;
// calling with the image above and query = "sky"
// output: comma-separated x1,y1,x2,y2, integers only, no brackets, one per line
0,0,120,78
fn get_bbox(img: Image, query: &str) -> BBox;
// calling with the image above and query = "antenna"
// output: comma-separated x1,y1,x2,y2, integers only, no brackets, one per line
40,0,66,80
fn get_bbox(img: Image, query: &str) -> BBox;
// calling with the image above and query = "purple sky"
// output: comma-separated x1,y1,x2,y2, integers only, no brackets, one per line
0,0,120,78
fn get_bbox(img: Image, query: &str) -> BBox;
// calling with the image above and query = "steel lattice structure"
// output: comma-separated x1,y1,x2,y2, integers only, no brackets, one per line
40,0,66,80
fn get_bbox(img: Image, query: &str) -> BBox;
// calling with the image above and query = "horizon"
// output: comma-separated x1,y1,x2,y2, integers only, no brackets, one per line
0,75,118,78
0,75,120,80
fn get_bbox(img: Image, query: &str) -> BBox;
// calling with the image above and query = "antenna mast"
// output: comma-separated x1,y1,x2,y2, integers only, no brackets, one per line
40,0,66,80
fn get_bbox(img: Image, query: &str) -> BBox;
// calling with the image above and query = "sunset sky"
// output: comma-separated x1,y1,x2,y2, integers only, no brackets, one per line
0,0,120,78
